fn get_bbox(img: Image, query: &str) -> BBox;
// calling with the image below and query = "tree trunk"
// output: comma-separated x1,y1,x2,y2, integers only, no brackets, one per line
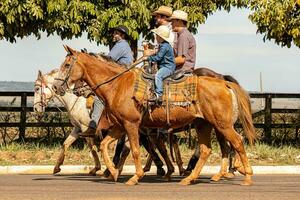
130,39,138,60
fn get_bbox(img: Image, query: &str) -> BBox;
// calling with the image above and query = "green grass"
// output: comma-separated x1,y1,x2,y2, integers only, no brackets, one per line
0,142,299,166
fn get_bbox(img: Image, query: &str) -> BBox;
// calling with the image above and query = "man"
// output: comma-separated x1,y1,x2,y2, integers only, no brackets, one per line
152,5,175,47
108,25,134,66
80,25,133,137
171,10,196,72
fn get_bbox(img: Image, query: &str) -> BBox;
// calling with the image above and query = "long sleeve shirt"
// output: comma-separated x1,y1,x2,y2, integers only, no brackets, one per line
148,41,176,72
107,39,134,66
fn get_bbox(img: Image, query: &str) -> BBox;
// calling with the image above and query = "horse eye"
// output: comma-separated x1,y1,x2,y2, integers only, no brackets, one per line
35,87,40,93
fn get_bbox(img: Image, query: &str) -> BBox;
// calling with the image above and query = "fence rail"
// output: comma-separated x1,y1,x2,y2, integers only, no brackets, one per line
0,91,299,143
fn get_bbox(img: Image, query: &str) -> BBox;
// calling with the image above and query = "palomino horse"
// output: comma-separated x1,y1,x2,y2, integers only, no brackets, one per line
53,46,256,186
33,69,101,175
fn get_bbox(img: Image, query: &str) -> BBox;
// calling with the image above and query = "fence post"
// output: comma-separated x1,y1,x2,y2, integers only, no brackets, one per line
19,92,27,141
264,94,272,143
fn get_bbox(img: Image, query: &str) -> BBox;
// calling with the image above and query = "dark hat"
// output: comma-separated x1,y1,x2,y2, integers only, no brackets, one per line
113,25,130,38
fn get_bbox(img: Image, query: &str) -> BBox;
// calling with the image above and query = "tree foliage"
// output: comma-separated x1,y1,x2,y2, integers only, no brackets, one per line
0,0,247,44
0,0,299,48
249,0,300,48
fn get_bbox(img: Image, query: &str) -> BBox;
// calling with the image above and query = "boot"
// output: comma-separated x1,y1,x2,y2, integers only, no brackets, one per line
148,93,162,103
79,127,96,138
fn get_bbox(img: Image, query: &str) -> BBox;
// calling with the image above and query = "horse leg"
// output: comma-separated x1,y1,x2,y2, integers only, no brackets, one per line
53,128,78,174
143,154,153,172
183,145,200,176
123,122,144,185
100,128,123,182
103,136,126,178
172,135,185,176
115,137,130,175
140,134,165,176
154,134,175,181
179,120,213,185
218,127,253,185
211,131,234,181
85,137,101,176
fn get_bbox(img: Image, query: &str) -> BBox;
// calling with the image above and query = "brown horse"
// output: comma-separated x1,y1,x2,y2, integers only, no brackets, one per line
53,46,256,186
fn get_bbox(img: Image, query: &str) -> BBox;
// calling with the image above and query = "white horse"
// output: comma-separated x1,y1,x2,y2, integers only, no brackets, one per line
33,69,101,175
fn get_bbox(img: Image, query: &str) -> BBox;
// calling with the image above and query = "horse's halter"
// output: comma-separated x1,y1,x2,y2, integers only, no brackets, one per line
33,77,54,112
54,55,78,94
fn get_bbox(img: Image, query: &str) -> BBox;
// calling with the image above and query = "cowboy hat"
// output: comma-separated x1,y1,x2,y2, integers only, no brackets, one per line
151,25,172,44
152,6,172,17
170,10,188,22
113,25,130,38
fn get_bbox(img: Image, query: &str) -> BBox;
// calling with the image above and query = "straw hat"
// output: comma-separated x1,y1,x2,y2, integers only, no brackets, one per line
151,25,172,44
170,10,188,22
152,6,172,17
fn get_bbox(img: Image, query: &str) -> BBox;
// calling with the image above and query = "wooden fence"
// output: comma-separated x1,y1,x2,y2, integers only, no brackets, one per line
0,91,299,143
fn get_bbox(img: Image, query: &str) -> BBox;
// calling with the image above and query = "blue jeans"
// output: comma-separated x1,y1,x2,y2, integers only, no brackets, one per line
89,96,105,129
155,67,174,96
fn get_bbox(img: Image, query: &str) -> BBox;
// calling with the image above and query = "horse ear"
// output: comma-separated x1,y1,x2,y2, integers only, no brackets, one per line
38,70,42,78
64,45,76,55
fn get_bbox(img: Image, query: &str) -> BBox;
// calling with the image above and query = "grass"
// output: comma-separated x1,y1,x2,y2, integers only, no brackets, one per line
0,141,299,166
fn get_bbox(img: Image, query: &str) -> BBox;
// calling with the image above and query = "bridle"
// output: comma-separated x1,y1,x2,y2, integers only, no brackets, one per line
33,78,53,112
54,55,78,93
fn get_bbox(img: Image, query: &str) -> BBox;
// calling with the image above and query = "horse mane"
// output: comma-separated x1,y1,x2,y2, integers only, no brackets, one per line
89,53,122,68
47,69,59,76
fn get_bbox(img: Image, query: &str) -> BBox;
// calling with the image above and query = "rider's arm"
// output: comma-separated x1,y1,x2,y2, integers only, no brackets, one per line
175,55,185,66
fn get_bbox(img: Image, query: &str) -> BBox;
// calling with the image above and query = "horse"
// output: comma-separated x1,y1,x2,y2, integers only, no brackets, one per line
52,46,256,186
33,69,101,175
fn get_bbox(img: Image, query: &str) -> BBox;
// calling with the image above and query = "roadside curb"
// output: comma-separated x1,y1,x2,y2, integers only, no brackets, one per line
1,165,300,175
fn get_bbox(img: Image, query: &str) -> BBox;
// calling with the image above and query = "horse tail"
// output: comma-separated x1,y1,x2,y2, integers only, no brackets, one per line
223,75,240,85
226,82,257,146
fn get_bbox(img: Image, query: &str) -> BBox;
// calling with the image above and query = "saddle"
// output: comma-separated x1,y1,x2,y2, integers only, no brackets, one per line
141,69,188,84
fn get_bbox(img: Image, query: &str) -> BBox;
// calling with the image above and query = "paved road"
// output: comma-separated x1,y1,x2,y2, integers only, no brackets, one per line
1,174,300,200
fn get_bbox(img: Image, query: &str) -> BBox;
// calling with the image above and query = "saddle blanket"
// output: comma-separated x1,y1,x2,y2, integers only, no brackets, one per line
133,70,198,106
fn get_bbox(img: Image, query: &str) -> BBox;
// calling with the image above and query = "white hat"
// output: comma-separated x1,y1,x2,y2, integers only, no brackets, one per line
151,25,172,44
170,10,188,22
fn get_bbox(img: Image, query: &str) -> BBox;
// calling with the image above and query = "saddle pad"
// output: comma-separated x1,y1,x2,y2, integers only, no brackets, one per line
133,70,198,105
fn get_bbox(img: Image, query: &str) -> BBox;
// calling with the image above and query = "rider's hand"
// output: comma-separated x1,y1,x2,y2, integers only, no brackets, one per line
143,49,155,56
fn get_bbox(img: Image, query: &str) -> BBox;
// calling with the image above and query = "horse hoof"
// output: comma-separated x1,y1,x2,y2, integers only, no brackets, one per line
112,169,119,182
53,167,61,174
224,172,235,179
237,167,246,175
143,167,150,172
179,178,192,186
210,174,222,182
125,178,138,186
241,180,253,186
182,170,192,176
163,175,171,182
103,169,111,178
179,168,185,176
88,169,97,176
157,168,166,177
89,167,101,176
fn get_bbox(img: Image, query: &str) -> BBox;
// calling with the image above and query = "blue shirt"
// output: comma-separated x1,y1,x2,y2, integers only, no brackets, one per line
148,41,176,72
108,39,133,66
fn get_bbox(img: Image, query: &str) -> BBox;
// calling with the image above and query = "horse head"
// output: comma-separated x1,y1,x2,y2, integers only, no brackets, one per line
33,69,58,118
52,45,84,96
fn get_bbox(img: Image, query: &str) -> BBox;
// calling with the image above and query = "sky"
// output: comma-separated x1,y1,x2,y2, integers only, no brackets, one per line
0,8,299,93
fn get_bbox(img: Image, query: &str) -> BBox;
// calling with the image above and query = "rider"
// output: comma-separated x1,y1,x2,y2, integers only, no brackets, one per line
171,10,196,73
152,6,175,47
80,25,133,137
144,25,176,102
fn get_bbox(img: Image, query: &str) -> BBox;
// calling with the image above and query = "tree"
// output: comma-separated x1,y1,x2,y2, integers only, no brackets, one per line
1,0,298,55
248,0,300,48
0,0,248,57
